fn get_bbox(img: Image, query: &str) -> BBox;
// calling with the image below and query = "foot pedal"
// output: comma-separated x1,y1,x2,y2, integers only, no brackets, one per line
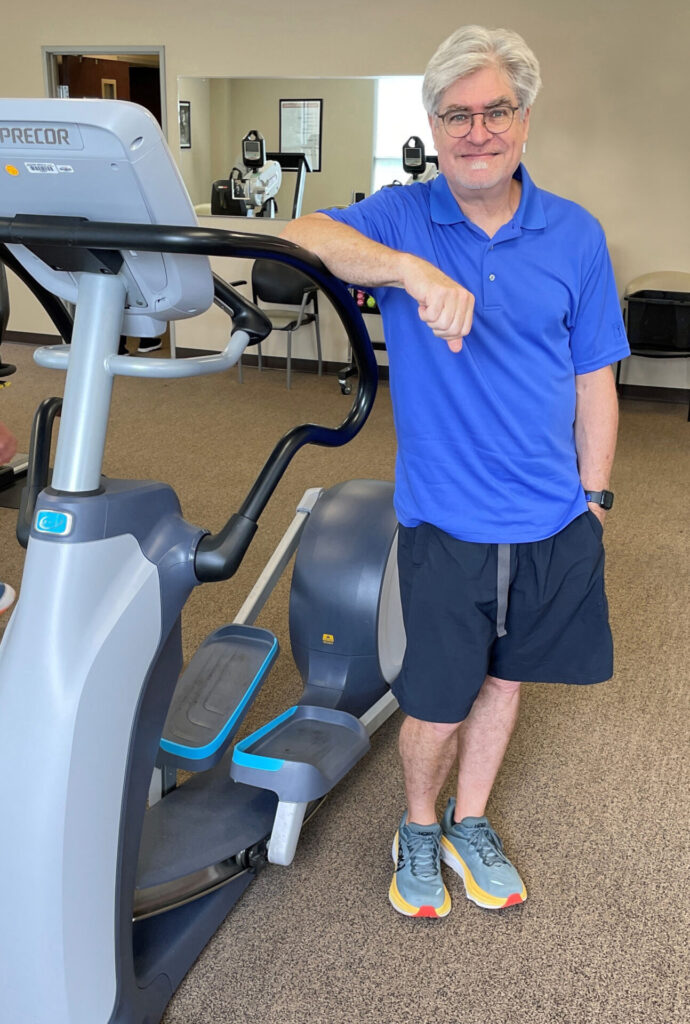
159,624,278,772
230,705,370,865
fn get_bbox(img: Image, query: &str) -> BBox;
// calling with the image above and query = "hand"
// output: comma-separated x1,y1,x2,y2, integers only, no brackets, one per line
402,258,474,352
0,422,17,464
587,503,607,528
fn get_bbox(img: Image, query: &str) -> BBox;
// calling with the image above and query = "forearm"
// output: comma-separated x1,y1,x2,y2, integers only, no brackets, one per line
280,213,414,289
281,213,474,350
574,366,619,500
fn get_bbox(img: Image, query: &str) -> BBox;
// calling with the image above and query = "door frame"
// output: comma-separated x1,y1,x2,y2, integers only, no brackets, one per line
42,45,168,137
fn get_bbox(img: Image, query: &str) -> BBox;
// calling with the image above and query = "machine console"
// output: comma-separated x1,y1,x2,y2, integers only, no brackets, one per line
0,98,213,335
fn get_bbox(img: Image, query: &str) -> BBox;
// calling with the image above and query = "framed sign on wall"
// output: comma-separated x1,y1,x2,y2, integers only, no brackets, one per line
279,98,322,172
178,100,191,149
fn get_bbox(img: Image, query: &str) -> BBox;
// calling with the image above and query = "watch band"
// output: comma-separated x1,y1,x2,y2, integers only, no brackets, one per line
584,489,614,510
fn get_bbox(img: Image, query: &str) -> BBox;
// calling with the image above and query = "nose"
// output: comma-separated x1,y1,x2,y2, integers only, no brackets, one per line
466,113,492,145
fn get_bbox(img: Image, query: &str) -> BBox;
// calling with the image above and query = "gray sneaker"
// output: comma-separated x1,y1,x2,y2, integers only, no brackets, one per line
0,583,15,613
389,814,451,918
440,798,526,909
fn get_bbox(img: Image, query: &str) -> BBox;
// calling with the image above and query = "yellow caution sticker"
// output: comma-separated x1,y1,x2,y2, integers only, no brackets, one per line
5,164,19,176
322,633,335,645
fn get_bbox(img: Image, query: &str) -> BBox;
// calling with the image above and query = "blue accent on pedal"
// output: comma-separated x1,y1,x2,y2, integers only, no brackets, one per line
231,706,298,772
159,636,279,761
34,510,73,536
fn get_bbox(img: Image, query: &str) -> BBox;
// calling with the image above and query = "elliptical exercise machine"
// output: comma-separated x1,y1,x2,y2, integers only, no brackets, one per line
0,99,402,1024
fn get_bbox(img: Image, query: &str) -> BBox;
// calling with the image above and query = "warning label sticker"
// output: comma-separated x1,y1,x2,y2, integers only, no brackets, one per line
24,162,58,174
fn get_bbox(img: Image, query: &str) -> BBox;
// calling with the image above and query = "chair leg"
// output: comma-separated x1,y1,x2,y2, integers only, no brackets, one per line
314,316,323,376
237,353,243,384
286,331,292,389
257,342,263,372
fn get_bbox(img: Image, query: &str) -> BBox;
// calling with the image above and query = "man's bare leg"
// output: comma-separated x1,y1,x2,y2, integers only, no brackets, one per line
454,675,521,821
398,675,521,826
398,716,461,825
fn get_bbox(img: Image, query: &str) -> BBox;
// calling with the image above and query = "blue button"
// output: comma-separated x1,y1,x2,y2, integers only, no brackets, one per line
35,510,73,536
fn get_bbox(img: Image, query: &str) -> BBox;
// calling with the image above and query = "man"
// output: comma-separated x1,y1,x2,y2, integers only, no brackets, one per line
0,419,17,612
281,25,630,919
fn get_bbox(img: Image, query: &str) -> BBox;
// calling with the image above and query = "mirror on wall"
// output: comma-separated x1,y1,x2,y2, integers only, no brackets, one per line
176,75,434,219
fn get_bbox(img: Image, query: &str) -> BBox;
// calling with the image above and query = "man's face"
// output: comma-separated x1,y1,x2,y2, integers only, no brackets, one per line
429,65,530,201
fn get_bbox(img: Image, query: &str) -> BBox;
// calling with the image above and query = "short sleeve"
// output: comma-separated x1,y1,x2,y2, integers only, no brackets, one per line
318,187,408,251
570,231,630,375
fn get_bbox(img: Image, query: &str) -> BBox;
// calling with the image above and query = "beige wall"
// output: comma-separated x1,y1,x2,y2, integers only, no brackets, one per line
3,0,689,386
176,76,212,205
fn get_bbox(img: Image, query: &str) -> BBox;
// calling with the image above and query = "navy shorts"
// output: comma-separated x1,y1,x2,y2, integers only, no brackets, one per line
392,512,613,723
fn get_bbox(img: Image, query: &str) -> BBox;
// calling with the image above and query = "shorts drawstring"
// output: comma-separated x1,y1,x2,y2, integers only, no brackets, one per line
496,543,511,638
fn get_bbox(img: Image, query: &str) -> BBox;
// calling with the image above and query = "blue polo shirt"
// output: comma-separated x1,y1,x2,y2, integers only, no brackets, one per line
321,166,630,543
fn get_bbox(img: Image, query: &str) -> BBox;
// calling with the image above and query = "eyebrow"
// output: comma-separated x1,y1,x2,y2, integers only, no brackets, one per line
442,97,514,113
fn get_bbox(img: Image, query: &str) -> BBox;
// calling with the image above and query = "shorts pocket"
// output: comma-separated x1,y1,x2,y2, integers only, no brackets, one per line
586,510,604,542
397,523,430,569
410,523,430,566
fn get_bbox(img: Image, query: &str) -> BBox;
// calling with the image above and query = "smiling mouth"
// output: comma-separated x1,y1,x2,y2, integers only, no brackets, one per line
463,156,497,170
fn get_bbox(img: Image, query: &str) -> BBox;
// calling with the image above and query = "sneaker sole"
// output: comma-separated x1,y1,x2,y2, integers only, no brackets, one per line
440,836,527,909
389,833,451,919
0,584,16,613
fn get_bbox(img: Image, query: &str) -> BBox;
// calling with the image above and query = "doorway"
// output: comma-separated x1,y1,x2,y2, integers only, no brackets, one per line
43,47,166,132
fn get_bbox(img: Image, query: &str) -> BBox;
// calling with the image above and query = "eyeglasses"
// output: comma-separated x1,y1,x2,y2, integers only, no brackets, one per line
435,105,519,139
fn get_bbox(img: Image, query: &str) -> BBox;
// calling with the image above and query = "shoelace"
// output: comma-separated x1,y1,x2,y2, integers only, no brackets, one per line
467,824,509,867
405,830,441,880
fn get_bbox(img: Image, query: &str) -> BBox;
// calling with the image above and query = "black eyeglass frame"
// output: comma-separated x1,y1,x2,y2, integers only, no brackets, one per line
435,105,520,138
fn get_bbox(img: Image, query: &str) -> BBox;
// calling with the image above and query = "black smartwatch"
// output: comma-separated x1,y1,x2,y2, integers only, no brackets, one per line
584,489,614,510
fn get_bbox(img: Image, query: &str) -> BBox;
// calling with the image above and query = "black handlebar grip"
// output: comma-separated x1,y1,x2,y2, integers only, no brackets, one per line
212,274,272,344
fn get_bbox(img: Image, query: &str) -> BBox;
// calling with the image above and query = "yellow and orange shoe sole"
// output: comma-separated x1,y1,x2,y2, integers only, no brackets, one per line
440,835,527,909
388,832,452,918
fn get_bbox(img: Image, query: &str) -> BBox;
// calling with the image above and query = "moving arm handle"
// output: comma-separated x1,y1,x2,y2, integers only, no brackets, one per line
17,396,63,549
212,273,271,344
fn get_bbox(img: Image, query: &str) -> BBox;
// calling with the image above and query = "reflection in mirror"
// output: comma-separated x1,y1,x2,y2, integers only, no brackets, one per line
177,76,435,219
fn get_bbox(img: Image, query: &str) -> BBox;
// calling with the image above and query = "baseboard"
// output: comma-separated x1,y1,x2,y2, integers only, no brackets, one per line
5,330,61,346
240,352,390,381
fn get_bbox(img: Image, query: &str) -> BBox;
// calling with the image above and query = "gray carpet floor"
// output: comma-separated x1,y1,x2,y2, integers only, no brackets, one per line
0,340,688,1024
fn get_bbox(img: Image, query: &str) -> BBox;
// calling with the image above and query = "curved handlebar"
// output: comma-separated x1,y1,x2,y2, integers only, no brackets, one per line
0,217,379,581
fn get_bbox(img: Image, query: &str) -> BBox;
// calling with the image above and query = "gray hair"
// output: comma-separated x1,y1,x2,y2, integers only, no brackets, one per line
422,25,542,116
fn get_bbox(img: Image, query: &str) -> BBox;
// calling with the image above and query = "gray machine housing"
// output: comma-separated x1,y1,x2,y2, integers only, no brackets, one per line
290,478,404,716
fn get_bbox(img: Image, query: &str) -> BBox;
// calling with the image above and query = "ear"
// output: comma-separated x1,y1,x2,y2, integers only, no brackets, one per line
429,111,442,148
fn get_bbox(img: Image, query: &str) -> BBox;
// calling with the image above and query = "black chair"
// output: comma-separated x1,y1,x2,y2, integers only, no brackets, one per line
251,260,322,389
0,263,17,378
618,271,690,420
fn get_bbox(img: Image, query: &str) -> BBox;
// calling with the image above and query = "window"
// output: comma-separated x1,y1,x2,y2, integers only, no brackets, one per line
372,77,435,193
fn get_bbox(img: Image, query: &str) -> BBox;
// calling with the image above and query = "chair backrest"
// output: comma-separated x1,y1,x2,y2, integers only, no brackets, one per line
252,260,315,306
624,271,690,298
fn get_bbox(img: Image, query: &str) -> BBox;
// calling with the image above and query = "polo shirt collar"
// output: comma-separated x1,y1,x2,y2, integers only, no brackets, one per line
429,163,547,230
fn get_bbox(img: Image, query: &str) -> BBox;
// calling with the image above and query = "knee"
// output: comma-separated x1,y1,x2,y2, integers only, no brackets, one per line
484,675,521,698
403,716,463,742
